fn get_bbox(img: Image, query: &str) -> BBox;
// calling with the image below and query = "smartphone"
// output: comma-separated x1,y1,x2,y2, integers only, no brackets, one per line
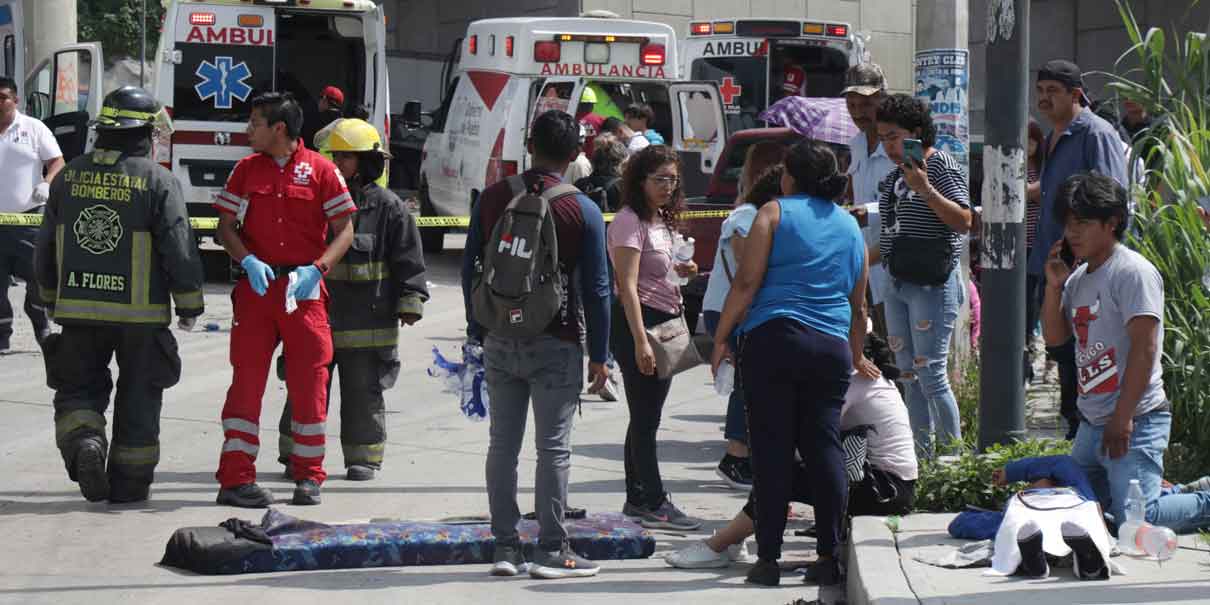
1060,237,1076,267
903,138,925,167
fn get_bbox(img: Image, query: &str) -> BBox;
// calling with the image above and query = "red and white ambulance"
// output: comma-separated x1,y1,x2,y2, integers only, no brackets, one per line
152,0,391,220
416,16,728,252
680,19,864,133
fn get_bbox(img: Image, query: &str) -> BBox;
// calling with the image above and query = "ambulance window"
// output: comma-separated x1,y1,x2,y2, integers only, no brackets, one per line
52,50,92,115
3,36,13,80
691,57,767,133
676,89,720,150
430,76,459,132
533,82,573,120
25,61,52,120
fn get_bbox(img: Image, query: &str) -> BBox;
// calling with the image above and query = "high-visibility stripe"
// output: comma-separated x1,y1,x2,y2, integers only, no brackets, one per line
110,444,160,466
222,417,259,436
332,328,398,349
173,289,204,311
290,421,326,436
326,261,388,282
214,198,240,214
323,192,352,210
55,224,64,293
398,295,424,317
325,202,355,218
55,409,107,441
100,106,158,121
52,299,170,324
222,438,259,456
291,443,325,458
216,190,247,207
342,443,385,464
131,231,151,306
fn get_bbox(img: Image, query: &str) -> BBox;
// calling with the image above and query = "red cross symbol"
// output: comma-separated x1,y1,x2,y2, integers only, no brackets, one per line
719,77,743,105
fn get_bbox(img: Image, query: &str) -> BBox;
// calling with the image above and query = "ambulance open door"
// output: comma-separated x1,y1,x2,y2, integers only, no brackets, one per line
669,81,727,197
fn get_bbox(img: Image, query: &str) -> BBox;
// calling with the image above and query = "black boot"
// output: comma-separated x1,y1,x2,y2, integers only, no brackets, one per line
802,557,841,586
293,480,321,505
745,558,781,586
1014,521,1048,578
75,440,110,502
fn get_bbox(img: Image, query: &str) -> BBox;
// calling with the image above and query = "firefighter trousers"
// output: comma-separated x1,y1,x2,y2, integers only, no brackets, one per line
46,324,181,489
216,277,333,488
277,348,400,469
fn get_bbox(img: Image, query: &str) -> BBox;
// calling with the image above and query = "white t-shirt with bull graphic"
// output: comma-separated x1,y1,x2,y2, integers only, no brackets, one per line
1061,244,1167,426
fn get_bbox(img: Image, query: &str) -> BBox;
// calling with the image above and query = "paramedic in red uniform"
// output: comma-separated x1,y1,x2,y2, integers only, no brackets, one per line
781,58,808,98
212,92,356,508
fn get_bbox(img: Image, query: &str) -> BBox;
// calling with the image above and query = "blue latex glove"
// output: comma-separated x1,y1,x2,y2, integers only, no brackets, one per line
240,254,275,296
289,264,323,301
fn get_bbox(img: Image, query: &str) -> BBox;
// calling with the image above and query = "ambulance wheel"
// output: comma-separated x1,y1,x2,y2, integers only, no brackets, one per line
418,179,446,254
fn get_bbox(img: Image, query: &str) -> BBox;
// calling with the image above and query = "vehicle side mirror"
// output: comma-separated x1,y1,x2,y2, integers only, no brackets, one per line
402,100,423,127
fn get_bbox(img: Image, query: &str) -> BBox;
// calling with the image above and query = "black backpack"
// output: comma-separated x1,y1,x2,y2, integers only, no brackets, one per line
577,175,620,212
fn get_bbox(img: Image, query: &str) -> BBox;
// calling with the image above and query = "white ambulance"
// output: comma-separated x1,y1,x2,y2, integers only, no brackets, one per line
681,19,864,133
152,0,391,220
0,0,22,81
415,17,727,252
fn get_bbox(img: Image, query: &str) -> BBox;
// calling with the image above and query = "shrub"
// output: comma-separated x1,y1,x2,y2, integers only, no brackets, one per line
912,439,1072,513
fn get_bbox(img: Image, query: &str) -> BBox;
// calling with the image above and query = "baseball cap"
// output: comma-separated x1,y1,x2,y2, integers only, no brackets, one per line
321,85,345,107
1037,60,1090,106
842,63,887,96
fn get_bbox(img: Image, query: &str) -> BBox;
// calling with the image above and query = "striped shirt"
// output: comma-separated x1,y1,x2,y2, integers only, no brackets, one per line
877,149,969,266
1026,166,1040,250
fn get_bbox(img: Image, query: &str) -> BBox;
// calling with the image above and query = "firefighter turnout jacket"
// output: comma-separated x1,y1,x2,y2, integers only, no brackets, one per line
35,147,205,325
328,182,429,350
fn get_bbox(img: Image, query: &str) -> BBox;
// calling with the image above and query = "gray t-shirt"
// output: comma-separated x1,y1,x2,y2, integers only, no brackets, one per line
1061,245,1166,425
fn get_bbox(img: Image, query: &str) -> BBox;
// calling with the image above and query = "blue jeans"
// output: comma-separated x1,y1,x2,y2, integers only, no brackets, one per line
702,311,748,445
883,270,963,455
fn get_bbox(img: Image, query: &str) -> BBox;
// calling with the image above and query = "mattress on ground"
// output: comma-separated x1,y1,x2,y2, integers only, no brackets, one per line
161,509,655,575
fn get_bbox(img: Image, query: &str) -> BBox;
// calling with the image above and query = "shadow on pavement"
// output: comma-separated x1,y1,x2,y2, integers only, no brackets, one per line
668,414,726,424
574,440,725,465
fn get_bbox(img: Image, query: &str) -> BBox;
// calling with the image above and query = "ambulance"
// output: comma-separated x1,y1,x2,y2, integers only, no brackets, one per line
415,16,728,252
681,19,864,133
0,0,22,81
152,0,391,219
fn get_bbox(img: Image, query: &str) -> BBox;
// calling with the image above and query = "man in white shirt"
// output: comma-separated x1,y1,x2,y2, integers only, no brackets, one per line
0,77,64,352
842,64,896,333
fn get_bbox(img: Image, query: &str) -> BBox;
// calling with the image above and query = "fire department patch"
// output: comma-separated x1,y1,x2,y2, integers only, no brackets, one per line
73,205,124,255
293,162,314,186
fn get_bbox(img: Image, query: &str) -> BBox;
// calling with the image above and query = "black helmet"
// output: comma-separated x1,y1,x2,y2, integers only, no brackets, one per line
92,86,164,131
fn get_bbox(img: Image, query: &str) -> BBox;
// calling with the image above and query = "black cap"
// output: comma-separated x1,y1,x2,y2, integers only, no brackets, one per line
1038,59,1090,106
92,86,162,131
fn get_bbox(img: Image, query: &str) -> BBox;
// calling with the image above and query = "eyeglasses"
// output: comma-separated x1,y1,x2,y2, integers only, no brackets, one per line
648,175,680,188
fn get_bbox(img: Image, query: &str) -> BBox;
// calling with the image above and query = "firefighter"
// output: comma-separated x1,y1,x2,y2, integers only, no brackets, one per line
34,86,204,503
277,119,428,481
213,92,355,508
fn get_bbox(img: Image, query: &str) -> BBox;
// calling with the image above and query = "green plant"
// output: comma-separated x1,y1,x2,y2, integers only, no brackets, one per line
912,438,1072,513
1097,1,1210,482
78,0,166,63
953,357,980,450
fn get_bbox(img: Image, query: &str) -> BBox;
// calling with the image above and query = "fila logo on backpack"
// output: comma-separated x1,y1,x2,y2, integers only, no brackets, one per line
472,176,578,338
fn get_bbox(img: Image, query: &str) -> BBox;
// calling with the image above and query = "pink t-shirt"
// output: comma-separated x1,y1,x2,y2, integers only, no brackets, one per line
607,206,681,314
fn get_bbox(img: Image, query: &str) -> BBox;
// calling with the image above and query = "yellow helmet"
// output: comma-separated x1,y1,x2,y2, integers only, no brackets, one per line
327,118,391,157
579,86,598,104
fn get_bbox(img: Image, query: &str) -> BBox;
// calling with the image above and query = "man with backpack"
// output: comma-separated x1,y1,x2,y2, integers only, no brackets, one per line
461,110,612,579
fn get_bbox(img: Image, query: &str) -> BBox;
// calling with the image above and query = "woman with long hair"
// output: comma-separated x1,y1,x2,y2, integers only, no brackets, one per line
1024,119,1046,383
608,145,701,531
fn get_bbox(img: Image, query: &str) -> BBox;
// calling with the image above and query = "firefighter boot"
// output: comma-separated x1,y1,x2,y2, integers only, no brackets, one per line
75,439,110,502
293,480,321,505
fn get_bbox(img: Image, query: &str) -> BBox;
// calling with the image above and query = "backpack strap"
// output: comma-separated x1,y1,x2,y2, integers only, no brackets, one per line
539,183,580,202
506,175,527,198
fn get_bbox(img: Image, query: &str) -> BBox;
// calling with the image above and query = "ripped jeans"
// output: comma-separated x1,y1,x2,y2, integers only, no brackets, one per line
883,270,964,456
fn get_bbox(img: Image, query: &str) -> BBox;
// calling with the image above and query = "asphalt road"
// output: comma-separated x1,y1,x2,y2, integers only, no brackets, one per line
0,238,835,605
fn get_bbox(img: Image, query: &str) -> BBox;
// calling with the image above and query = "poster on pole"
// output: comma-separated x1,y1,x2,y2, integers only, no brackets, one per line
914,49,969,172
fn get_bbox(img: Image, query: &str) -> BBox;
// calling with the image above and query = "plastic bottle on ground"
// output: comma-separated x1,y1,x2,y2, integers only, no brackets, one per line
1117,479,1146,555
1135,523,1178,561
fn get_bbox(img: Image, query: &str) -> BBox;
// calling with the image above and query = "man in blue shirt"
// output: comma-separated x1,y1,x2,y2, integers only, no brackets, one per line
1030,59,1128,439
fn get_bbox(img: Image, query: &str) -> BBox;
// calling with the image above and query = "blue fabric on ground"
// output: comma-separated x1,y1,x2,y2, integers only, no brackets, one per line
948,455,1096,540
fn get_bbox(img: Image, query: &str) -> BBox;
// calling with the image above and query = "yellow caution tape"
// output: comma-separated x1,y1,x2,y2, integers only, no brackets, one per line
1,209,732,230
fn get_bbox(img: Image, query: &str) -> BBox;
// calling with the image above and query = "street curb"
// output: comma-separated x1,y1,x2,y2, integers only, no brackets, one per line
846,516,920,605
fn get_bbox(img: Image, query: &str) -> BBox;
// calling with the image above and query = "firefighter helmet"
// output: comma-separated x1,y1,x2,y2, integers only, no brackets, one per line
327,119,391,158
92,86,170,132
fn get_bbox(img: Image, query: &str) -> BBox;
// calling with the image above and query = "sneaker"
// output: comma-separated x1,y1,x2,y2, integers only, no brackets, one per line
216,483,274,508
726,540,754,563
640,496,701,531
1181,475,1210,493
490,543,530,577
664,540,730,569
802,557,841,586
715,454,753,491
1061,522,1108,581
745,557,781,586
621,501,650,518
529,546,600,579
75,441,109,502
292,480,321,505
1014,520,1048,578
598,375,619,402
346,465,375,481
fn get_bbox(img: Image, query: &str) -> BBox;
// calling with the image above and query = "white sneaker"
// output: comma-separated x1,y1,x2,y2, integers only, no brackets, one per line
598,375,619,402
664,540,731,569
726,540,754,564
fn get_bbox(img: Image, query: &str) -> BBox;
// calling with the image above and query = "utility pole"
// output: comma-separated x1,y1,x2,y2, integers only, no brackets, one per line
979,0,1030,448
26,0,77,73
140,0,147,87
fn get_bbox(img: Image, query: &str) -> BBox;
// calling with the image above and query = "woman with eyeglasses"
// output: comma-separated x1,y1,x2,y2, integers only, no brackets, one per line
607,145,701,532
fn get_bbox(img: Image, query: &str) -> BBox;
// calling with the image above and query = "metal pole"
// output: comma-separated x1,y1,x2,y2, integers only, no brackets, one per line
140,0,147,87
978,0,1030,449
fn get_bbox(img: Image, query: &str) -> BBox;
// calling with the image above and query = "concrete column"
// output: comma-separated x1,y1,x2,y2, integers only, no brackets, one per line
26,0,77,69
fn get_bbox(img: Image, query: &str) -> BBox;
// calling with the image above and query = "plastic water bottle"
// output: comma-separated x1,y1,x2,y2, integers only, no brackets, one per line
1135,523,1178,562
714,360,734,396
667,236,695,286
1118,479,1146,555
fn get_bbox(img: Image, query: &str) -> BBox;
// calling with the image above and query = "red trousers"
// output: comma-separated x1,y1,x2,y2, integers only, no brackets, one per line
216,277,332,487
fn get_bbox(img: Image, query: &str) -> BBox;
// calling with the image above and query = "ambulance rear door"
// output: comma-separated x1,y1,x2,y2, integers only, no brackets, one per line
0,0,23,81
669,81,726,197
22,43,103,161
527,75,584,172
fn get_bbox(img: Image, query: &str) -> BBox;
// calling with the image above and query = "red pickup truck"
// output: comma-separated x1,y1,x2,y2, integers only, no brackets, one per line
681,127,805,333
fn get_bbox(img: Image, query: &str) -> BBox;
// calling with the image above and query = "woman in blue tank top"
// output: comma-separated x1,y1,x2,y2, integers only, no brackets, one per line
710,141,877,587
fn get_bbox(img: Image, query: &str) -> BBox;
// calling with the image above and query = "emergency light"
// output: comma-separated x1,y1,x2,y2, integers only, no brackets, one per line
505,35,514,57
640,43,665,66
533,40,561,63
690,22,711,36
712,22,735,34
189,12,216,26
468,35,477,55
827,24,849,37
803,22,825,35
238,15,265,27
584,42,610,65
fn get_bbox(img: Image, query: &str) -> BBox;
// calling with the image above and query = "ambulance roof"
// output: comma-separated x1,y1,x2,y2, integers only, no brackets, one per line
168,0,376,12
459,17,678,77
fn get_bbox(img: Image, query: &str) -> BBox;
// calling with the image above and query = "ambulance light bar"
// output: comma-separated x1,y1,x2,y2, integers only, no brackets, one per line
534,40,561,63
803,22,824,35
505,35,515,57
468,35,477,55
556,33,648,44
238,14,265,27
640,43,665,66
827,24,849,37
189,12,217,26
690,21,735,36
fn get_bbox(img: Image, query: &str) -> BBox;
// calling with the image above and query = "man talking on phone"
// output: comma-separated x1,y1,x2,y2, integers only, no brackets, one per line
1031,60,1128,440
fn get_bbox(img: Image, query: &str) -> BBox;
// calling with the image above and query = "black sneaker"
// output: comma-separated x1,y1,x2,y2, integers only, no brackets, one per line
491,543,530,577
745,557,781,586
292,480,321,505
640,496,701,531
216,483,274,508
621,501,650,518
529,546,601,579
1061,522,1108,581
346,465,375,481
802,557,841,586
75,441,109,502
715,454,753,491
1014,521,1048,578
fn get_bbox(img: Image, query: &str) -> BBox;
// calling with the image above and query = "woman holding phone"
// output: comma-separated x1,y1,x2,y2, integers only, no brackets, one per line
871,94,972,457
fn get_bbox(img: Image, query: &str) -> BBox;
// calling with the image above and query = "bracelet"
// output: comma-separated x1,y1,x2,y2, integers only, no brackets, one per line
313,260,331,275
